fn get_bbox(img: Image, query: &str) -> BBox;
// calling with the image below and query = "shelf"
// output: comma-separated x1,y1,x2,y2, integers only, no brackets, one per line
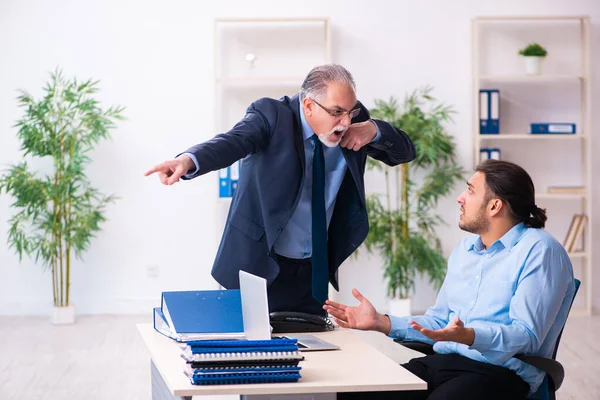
535,192,586,200
474,16,588,22
478,134,585,140
478,75,584,82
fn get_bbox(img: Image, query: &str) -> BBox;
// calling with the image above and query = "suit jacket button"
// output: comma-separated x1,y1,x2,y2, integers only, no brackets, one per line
277,227,283,232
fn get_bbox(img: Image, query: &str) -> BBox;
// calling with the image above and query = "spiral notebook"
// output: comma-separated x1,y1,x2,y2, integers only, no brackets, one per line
185,365,302,375
186,371,302,385
181,349,304,363
187,359,302,369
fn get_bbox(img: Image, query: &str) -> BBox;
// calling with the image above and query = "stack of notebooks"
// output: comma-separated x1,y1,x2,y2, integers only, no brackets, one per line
180,338,305,385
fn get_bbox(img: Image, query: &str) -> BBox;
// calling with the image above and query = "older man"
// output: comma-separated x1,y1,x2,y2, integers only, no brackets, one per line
145,64,415,315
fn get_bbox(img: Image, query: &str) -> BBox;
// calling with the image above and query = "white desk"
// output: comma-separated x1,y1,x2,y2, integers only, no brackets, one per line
137,324,426,399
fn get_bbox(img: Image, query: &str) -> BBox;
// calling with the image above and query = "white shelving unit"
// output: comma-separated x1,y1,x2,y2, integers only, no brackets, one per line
472,16,593,314
213,17,331,238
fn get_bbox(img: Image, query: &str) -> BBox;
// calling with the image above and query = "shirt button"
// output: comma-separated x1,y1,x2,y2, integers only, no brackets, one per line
470,300,475,305
476,276,480,280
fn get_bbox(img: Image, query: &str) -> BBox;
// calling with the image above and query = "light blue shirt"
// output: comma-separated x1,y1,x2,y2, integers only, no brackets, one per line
273,102,380,259
388,222,575,394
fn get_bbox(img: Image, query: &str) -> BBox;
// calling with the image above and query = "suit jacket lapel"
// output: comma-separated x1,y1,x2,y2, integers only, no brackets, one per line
289,95,305,170
341,147,366,207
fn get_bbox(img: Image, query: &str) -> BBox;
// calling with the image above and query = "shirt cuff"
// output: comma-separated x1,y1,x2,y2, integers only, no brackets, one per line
370,120,382,143
469,326,493,353
181,152,200,177
387,314,411,340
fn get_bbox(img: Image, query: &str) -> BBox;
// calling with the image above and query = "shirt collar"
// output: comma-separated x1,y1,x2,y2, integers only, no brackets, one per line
467,222,526,253
299,99,316,141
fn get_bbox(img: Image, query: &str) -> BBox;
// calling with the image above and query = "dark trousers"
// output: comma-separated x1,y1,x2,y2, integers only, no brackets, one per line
337,353,529,400
267,254,326,316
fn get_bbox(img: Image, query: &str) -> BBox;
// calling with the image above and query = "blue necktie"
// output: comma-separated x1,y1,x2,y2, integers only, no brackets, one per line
311,135,328,305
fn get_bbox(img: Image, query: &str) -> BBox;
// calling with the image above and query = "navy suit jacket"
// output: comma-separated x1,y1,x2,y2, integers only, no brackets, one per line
183,94,415,290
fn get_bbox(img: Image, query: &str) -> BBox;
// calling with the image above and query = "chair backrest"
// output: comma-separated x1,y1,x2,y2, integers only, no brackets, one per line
551,278,581,360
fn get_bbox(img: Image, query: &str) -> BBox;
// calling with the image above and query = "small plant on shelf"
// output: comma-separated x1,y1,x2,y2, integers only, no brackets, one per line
518,43,548,57
518,43,548,75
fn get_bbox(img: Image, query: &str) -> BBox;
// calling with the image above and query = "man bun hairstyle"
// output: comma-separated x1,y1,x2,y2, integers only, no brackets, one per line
475,159,547,229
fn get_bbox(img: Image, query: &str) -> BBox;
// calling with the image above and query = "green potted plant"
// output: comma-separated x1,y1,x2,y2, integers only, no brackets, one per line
518,43,548,75
365,86,464,316
0,70,124,324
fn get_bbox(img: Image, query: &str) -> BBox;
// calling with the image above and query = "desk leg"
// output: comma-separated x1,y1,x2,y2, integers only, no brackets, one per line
151,359,192,400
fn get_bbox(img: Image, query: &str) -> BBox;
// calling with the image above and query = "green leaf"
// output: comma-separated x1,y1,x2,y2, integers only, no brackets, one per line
362,87,464,298
0,68,124,306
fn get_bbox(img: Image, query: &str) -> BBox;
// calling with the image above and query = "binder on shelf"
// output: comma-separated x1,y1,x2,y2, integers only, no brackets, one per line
479,89,500,134
230,161,240,195
489,147,501,160
218,167,232,198
160,289,245,341
479,90,489,134
488,89,500,134
530,123,576,134
480,147,500,161
480,148,490,161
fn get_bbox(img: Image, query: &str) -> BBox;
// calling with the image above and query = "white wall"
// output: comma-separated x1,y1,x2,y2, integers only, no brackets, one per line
0,0,598,316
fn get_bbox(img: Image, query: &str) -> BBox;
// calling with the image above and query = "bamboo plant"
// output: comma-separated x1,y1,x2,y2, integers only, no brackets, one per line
0,70,124,308
364,86,464,299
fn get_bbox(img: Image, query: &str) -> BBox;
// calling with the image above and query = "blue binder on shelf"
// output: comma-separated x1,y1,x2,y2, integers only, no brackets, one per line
159,290,245,341
480,147,501,161
479,89,500,134
230,161,240,195
218,167,231,198
479,90,489,134
530,123,576,134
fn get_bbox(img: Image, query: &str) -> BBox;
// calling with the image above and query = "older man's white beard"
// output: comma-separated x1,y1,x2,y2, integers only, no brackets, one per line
318,125,347,148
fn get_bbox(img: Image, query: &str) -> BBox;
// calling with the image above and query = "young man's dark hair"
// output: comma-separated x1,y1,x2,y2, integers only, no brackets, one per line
476,159,547,229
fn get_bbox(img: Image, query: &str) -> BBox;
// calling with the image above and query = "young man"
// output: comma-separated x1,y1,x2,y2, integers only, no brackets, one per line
145,64,415,316
326,160,575,400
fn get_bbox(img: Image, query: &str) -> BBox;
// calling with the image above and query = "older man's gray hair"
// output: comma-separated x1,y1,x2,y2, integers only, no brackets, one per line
299,64,356,101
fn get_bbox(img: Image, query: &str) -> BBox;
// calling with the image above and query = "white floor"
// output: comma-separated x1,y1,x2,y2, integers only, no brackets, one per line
0,314,598,400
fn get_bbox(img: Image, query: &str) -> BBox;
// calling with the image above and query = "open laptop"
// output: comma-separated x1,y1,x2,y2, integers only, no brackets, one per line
238,270,340,351
283,334,340,352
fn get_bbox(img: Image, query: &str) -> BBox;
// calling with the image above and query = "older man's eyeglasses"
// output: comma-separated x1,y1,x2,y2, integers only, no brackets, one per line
311,98,361,119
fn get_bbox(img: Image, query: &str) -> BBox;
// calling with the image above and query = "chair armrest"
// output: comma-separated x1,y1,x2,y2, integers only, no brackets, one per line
516,355,564,391
394,340,436,355
395,341,564,391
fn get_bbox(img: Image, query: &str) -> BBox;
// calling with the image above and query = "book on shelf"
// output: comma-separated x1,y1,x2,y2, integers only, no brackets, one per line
547,186,585,194
563,214,588,253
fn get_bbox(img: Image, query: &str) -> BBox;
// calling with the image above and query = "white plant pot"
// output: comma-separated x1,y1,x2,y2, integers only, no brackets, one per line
51,305,75,325
389,297,412,317
524,56,544,75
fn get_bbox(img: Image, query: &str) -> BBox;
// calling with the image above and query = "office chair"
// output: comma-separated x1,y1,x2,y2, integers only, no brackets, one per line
396,278,580,400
